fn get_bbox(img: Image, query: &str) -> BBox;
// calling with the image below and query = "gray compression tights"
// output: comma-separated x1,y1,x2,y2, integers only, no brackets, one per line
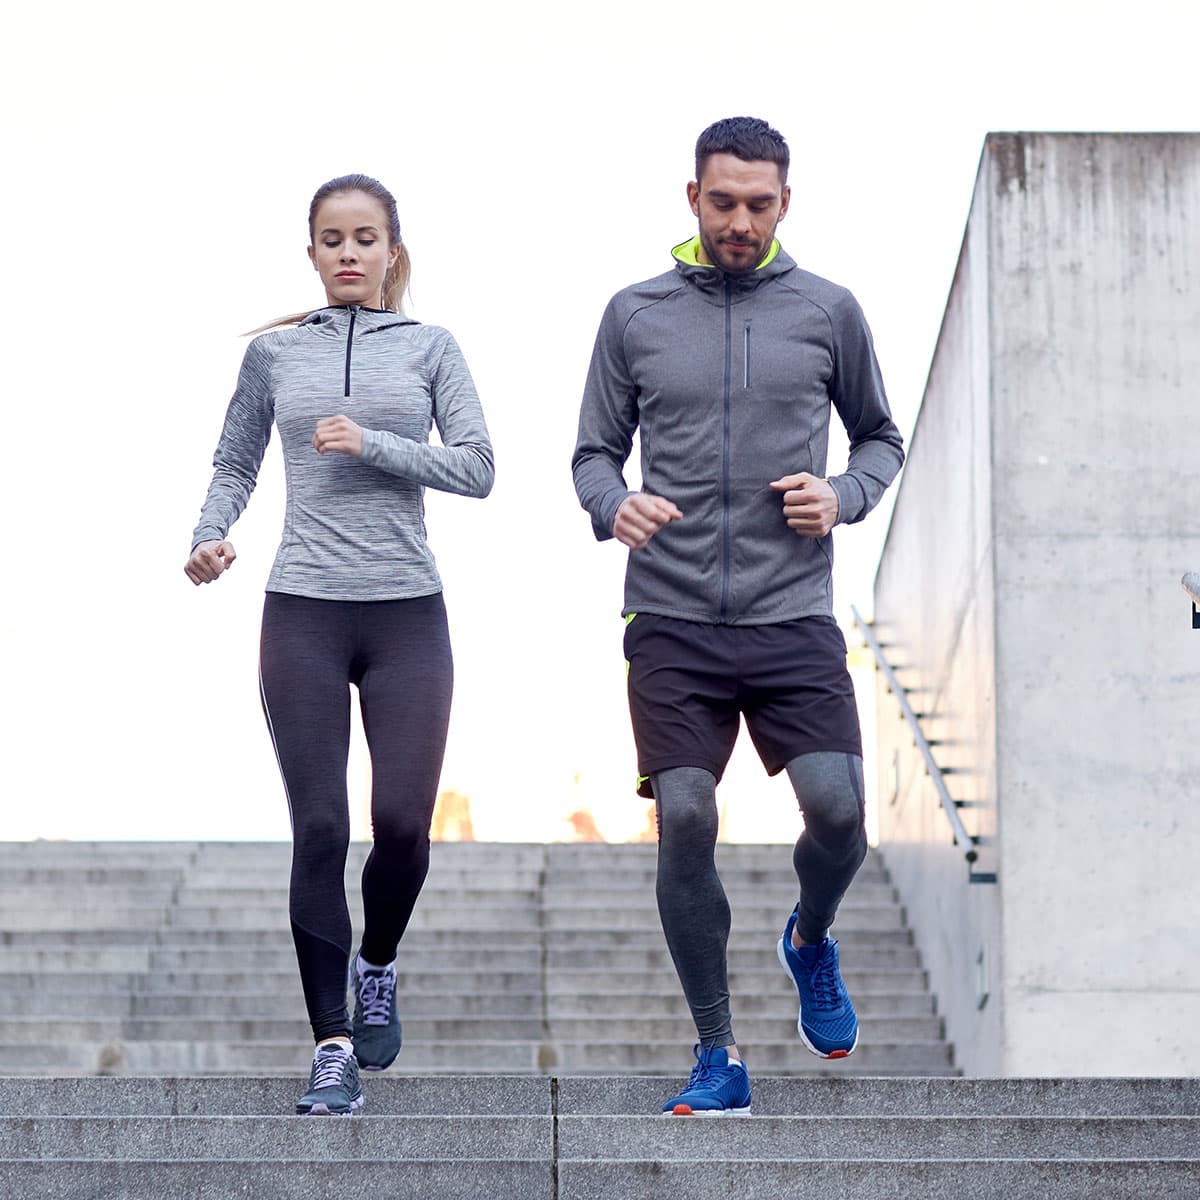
652,753,867,1048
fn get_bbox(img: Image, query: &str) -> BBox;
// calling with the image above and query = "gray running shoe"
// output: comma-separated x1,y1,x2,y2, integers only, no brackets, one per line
352,957,402,1070
296,1042,363,1116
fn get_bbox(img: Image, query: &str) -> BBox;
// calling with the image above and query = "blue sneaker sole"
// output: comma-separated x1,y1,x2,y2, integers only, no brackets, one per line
661,1104,752,1117
777,936,859,1059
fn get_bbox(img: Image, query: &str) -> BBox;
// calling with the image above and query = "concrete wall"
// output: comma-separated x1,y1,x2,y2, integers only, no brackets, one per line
873,149,1004,1075
874,133,1200,1076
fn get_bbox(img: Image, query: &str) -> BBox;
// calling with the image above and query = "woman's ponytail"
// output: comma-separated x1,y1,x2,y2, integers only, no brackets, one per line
382,242,411,314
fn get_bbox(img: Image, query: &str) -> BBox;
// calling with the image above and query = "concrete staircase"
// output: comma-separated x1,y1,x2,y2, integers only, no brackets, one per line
2,841,1197,1196
0,840,946,1077
2,1076,1198,1197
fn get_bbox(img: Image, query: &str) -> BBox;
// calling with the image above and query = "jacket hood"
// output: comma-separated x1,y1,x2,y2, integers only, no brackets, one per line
299,305,420,335
670,236,795,297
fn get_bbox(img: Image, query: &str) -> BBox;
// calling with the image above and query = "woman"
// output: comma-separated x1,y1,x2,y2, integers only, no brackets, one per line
185,174,493,1115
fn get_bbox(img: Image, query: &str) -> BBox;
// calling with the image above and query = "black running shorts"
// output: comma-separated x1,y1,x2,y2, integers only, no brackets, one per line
624,613,862,798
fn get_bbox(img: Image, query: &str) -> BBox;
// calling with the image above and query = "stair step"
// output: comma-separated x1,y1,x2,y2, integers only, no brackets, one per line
0,1074,550,1115
0,907,903,934
0,1160,551,1200
0,1040,953,1075
0,926,911,949
2,1157,1196,1200
0,989,933,1019
557,1159,1200,1200
0,842,888,867
561,1113,1200,1158
0,928,542,948
543,968,930,992
0,1114,551,1160
5,1075,1198,1118
0,970,549,995
0,992,545,1018
557,1075,1200,1116
0,955,921,984
5,1112,1198,1162
0,1015,944,1044
54,886,896,910
545,1040,954,1073
546,943,921,967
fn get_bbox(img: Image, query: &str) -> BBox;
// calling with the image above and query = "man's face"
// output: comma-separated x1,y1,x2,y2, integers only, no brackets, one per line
687,153,791,274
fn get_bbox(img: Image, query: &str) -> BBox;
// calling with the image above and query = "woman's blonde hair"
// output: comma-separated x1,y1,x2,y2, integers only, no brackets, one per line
252,174,410,333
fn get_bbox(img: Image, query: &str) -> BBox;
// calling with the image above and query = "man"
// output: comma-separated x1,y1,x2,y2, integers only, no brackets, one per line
572,117,904,1115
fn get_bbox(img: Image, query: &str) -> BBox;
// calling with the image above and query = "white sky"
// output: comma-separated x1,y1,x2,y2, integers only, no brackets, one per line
2,0,1197,842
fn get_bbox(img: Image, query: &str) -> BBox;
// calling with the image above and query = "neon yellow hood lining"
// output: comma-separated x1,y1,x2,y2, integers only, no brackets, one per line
671,235,780,270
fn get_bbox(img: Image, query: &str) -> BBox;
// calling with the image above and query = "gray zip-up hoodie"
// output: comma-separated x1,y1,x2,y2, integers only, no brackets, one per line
572,240,903,625
192,306,493,602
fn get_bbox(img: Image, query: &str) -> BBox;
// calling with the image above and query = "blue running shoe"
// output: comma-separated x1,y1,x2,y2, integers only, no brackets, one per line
296,1042,363,1115
661,1044,752,1116
777,911,859,1058
352,954,402,1071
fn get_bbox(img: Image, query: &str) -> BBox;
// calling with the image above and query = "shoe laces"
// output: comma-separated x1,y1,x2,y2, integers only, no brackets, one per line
685,1045,724,1089
806,943,843,1009
311,1045,349,1089
358,967,396,1025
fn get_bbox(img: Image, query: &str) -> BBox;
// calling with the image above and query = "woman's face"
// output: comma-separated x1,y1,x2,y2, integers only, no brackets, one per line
307,191,399,309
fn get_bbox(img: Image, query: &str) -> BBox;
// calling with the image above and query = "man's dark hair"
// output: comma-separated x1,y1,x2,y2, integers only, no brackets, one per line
695,116,789,183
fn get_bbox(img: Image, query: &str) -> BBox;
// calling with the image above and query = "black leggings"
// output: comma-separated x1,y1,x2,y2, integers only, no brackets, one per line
653,752,867,1048
259,590,453,1042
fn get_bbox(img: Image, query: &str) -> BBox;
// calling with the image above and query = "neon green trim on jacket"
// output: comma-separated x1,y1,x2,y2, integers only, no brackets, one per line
671,236,780,270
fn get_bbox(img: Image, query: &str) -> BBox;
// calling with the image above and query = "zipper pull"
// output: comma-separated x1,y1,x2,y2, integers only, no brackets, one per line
344,306,358,399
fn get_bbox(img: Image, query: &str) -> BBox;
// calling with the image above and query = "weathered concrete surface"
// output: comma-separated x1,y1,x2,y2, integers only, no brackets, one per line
872,130,1005,1074
3,1075,1199,1200
0,840,951,1078
874,133,1200,1076
557,1160,1200,1200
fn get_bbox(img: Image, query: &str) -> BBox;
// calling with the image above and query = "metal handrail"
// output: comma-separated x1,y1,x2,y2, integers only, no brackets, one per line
851,605,996,884
1184,573,1200,629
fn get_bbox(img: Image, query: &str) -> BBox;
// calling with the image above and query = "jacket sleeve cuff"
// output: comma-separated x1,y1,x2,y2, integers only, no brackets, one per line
190,527,224,551
827,475,866,526
594,489,636,542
